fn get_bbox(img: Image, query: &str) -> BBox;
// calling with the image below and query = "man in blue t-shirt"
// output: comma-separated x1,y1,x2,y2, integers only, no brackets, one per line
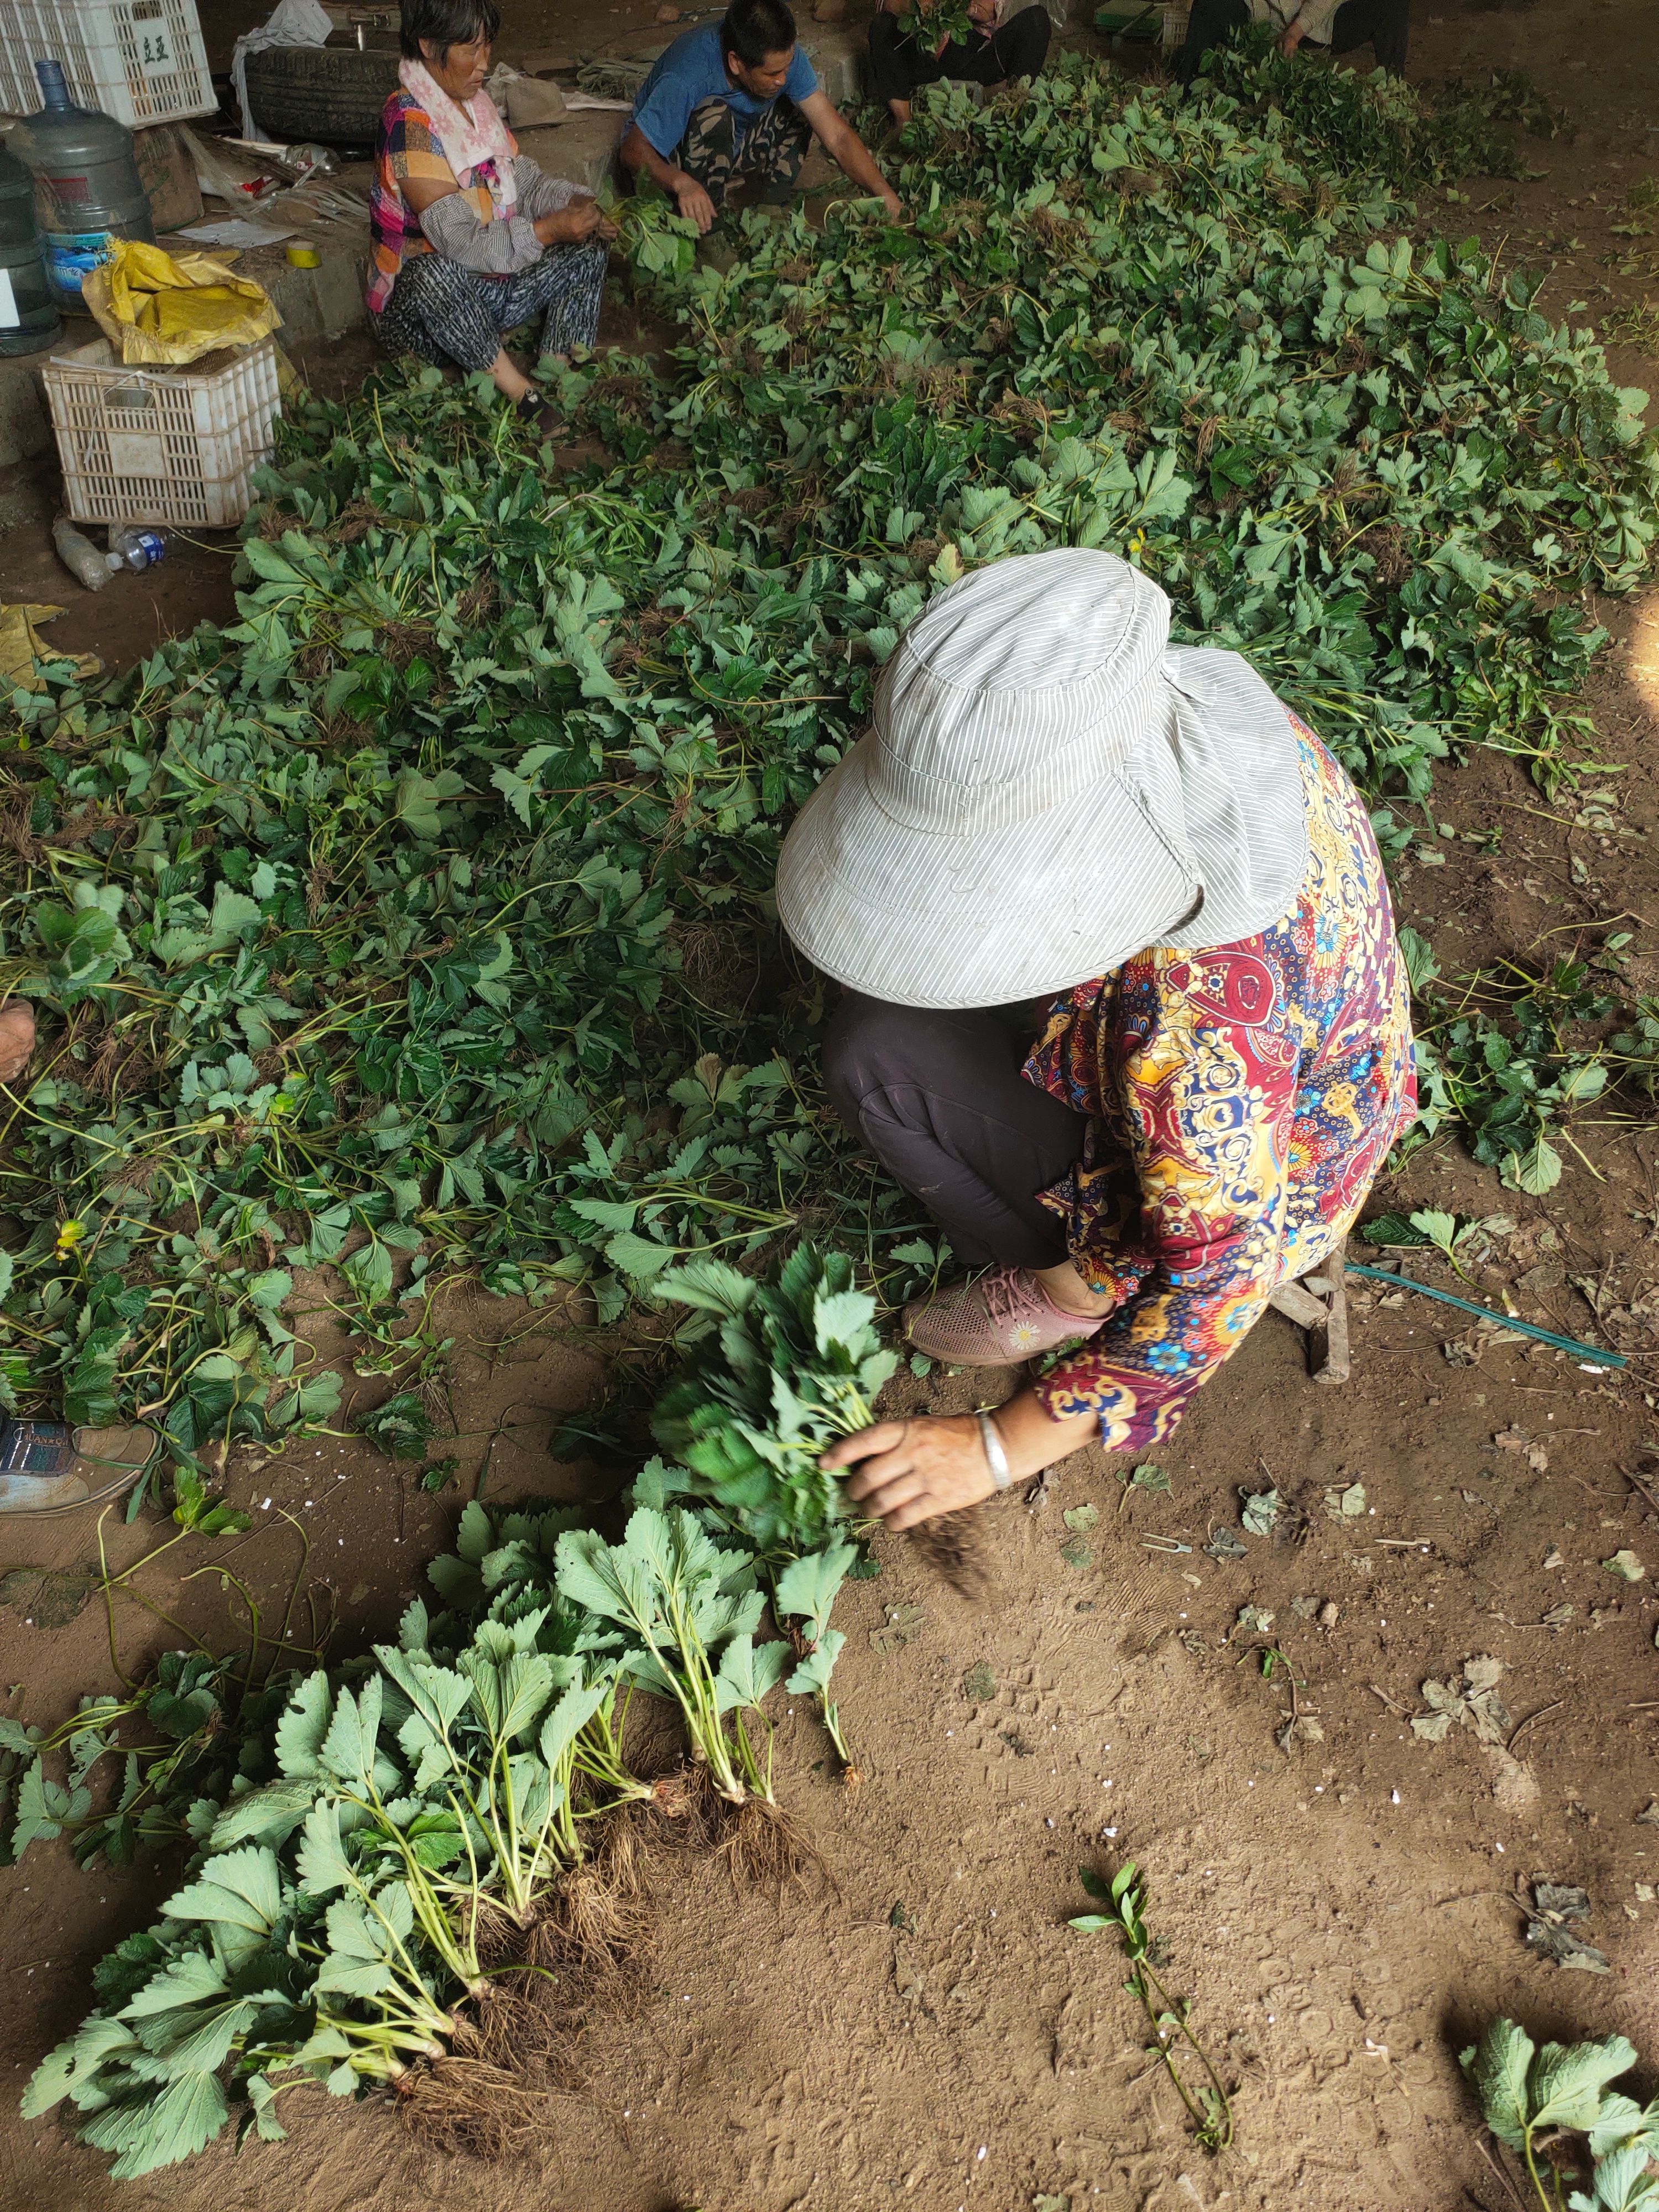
622,0,900,233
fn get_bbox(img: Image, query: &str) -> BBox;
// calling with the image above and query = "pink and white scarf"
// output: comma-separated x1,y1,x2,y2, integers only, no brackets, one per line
397,56,519,220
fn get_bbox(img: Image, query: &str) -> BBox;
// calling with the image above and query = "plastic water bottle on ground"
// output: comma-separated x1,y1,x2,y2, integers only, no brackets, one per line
52,516,112,592
106,525,168,572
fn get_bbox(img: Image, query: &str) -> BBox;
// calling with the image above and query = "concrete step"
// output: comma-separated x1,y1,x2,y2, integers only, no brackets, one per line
519,110,628,196
803,23,870,104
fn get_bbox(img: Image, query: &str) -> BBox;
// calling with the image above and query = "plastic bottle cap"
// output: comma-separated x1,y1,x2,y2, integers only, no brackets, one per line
286,243,320,268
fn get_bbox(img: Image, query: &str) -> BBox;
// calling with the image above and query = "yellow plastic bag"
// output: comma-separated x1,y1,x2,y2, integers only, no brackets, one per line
0,605,100,691
81,238,283,367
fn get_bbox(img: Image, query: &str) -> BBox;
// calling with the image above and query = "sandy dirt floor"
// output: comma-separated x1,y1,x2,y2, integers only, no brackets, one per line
3,2,1659,2209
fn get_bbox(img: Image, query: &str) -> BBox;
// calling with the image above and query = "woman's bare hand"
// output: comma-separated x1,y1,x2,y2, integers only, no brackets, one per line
821,1389,1102,1532
821,1415,996,1531
536,199,617,247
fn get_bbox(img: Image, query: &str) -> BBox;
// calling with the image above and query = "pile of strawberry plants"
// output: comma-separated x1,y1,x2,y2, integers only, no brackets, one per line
1204,27,1564,191
17,1431,867,2175
0,52,1654,1461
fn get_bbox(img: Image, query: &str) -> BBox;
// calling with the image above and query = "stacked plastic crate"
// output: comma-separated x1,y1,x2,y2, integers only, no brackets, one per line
4,2,284,526
0,0,215,128
44,337,284,529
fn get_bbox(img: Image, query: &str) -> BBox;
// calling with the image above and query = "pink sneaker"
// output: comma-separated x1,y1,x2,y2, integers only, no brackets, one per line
904,1268,1107,1368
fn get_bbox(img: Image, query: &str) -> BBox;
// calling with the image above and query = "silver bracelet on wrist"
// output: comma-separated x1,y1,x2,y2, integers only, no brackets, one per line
977,1409,1011,1491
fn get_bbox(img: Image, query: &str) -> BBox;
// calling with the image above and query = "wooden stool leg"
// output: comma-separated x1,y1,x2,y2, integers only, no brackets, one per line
1266,1243,1350,1384
1309,1243,1349,1386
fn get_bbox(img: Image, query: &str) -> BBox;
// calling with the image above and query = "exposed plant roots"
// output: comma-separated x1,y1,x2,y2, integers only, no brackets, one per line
407,1791,827,2151
462,1982,529,2075
467,1967,593,2090
640,1765,717,1841
399,2052,554,2159
709,1790,829,1896
907,1506,996,1600
666,917,761,1010
444,1833,660,2094
535,1830,654,1981
591,1802,648,1896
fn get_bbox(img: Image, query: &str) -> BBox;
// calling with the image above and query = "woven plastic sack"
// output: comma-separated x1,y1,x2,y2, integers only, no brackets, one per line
80,237,283,366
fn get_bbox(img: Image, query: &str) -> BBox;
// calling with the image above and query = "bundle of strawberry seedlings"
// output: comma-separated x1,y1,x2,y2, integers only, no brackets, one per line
14,1238,898,2178
650,1245,898,1558
21,1483,829,2175
644,1242,904,1773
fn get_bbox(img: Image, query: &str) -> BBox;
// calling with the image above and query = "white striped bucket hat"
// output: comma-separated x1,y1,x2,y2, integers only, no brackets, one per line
776,547,1310,1009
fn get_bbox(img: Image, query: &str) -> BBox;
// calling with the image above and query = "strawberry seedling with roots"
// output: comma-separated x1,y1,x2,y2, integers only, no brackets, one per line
555,1506,821,1886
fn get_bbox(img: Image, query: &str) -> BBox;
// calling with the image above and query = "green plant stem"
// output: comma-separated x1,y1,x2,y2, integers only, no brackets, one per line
575,1692,655,1805
1520,2126,1563,2212
1130,1956,1234,2151
819,1692,853,1768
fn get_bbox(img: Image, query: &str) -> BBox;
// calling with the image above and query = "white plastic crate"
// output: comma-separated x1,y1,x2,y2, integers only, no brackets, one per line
0,0,215,128
44,336,282,529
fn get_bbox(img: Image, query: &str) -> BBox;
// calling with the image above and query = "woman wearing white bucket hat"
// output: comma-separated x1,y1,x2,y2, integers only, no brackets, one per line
779,547,1416,1532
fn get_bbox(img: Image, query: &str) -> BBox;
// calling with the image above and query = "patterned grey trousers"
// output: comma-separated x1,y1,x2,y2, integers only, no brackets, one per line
375,238,606,372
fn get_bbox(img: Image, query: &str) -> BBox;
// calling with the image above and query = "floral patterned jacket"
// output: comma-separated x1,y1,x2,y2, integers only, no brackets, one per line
1024,719,1415,1451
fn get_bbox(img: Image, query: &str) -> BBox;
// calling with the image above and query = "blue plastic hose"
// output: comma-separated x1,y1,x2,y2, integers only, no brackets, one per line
1344,1259,1626,1369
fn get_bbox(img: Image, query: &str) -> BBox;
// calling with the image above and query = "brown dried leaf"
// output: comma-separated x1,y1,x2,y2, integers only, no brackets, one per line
1276,1714,1325,1754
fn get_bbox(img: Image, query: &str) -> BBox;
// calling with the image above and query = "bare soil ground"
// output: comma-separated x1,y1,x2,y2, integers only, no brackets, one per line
3,2,1659,2208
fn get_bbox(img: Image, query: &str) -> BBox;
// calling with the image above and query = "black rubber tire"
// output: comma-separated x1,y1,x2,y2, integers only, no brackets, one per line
244,38,403,147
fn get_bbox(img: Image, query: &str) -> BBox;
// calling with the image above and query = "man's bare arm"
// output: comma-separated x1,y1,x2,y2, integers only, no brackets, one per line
619,122,717,233
796,88,901,217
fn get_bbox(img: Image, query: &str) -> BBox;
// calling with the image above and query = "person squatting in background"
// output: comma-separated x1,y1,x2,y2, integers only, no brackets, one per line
621,0,900,233
868,0,1052,127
